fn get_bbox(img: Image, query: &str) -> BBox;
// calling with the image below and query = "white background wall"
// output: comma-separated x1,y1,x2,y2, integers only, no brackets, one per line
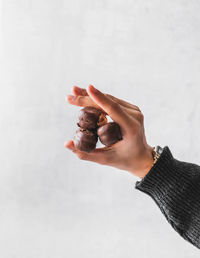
1,0,200,257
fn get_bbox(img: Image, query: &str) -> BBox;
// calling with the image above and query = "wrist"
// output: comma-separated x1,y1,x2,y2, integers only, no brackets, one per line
128,145,154,178
137,145,164,178
137,145,154,178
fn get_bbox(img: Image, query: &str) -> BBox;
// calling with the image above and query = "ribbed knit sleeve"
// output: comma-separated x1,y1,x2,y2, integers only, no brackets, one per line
135,146,200,249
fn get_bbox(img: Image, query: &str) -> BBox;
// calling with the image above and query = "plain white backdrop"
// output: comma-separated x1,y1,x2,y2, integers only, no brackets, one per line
1,0,200,257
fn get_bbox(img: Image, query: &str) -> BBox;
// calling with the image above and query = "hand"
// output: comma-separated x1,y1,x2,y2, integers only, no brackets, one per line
64,85,154,178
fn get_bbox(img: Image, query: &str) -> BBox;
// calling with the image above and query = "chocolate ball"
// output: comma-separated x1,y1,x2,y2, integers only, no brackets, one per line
77,106,107,130
97,122,122,146
74,128,98,153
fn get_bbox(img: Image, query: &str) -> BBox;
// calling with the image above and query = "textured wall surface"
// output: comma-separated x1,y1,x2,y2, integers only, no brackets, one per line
1,0,200,257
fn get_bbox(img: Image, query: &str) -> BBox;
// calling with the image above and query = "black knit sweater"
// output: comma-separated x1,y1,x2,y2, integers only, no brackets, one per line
135,146,200,249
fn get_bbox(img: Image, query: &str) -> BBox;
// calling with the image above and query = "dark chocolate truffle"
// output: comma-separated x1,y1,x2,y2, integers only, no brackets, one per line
74,128,98,153
77,106,107,130
97,122,122,146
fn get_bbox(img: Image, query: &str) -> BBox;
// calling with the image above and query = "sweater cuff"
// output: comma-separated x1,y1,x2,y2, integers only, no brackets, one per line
135,145,200,249
135,146,175,196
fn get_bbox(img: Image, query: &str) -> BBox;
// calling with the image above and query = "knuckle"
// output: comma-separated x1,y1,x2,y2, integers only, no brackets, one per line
134,105,140,111
130,104,140,112
138,112,144,123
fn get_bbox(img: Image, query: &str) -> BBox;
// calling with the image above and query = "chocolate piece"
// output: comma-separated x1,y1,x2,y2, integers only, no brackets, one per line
77,106,107,130
74,127,98,153
97,122,122,146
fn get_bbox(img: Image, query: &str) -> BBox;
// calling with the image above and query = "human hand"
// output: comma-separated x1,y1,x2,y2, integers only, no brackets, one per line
65,85,154,178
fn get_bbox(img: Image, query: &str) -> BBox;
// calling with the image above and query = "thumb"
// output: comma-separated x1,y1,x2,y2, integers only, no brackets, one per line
65,140,110,165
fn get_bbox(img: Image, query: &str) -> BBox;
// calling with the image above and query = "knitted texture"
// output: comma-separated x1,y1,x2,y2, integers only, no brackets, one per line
135,146,200,249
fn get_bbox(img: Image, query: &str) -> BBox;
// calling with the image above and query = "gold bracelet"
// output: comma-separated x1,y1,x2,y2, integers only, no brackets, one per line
152,146,163,165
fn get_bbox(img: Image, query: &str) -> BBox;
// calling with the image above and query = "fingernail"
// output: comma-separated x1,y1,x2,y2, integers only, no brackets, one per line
67,95,75,101
89,85,99,93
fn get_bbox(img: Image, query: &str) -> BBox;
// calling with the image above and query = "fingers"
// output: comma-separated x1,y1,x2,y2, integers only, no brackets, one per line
70,86,141,112
86,85,132,129
71,86,88,96
66,94,139,119
67,85,141,130
66,95,104,111
64,140,111,165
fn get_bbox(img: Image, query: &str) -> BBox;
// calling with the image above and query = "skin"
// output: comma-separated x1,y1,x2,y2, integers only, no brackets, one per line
64,84,154,178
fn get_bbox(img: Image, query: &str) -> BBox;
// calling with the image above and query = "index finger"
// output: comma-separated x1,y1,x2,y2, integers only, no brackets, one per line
71,86,140,111
86,85,132,130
